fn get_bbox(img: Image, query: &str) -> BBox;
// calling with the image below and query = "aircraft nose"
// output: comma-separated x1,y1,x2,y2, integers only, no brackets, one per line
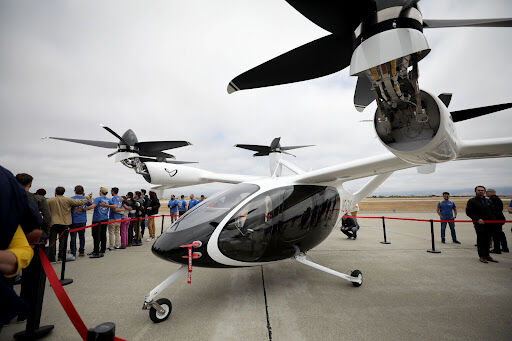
151,222,217,267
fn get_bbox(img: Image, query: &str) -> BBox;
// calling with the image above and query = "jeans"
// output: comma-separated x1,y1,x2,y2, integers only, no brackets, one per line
341,225,359,239
48,224,69,261
69,222,86,256
440,220,457,241
92,220,108,254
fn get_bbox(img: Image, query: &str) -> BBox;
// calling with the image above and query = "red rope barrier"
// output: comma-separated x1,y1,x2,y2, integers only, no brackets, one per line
39,248,126,340
348,215,512,223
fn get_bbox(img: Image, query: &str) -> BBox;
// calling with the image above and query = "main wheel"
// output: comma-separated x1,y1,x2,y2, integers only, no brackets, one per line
350,270,363,287
149,298,172,323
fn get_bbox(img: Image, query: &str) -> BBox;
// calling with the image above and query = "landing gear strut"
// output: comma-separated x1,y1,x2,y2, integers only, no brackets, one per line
293,251,363,287
142,265,187,323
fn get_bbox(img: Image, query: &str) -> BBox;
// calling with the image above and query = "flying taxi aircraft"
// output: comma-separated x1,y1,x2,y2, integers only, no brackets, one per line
227,1,512,124
137,98,511,323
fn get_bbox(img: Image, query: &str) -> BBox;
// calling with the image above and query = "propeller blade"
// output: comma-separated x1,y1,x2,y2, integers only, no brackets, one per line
46,137,118,149
270,137,281,150
354,76,375,112
438,93,452,107
281,151,297,157
423,18,512,28
107,150,119,158
137,157,198,164
280,145,315,151
138,150,176,159
399,0,420,17
235,144,272,153
451,103,512,122
135,141,191,153
284,0,374,34
253,152,270,157
228,33,353,93
100,124,129,145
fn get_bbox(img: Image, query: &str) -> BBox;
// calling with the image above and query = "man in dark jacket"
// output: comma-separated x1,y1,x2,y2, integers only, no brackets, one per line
486,189,508,254
466,186,498,263
340,214,359,239
15,173,52,236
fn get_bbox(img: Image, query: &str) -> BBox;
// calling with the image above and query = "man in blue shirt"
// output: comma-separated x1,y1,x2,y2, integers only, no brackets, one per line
188,194,200,211
436,192,460,244
70,185,92,258
178,195,187,216
168,195,179,223
106,187,122,250
89,187,110,258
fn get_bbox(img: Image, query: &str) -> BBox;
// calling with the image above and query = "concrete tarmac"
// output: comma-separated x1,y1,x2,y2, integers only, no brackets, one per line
2,212,511,340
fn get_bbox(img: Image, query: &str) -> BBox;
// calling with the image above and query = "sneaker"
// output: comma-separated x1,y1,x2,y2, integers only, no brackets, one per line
99,253,105,257
441,238,446,244
89,253,101,258
453,240,461,244
502,248,509,253
114,247,122,250
146,238,153,242
66,254,76,261
106,247,112,252
79,253,85,257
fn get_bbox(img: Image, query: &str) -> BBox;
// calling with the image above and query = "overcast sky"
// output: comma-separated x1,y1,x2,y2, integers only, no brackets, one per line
1,0,511,198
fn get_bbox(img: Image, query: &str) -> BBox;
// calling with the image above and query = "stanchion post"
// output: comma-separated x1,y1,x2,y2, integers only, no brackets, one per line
427,219,441,253
161,215,165,235
59,227,73,286
380,216,391,244
13,244,54,340
87,322,116,341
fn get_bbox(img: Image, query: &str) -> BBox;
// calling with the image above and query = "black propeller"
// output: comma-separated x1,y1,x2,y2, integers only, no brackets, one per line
451,103,512,123
235,137,314,157
227,1,512,94
47,125,194,163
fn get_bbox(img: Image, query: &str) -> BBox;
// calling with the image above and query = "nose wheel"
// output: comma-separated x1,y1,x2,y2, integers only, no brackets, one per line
149,298,172,323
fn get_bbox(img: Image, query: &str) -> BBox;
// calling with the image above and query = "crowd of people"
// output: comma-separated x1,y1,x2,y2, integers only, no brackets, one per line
14,172,208,262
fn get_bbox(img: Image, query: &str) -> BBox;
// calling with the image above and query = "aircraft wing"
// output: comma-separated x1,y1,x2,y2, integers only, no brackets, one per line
292,154,412,184
455,138,512,160
293,137,512,184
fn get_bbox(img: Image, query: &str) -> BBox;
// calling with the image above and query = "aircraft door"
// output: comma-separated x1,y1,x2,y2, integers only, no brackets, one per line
219,189,283,262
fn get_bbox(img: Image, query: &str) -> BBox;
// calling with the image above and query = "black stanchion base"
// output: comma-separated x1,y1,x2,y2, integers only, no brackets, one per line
427,249,441,253
380,241,391,244
13,325,54,340
60,278,73,286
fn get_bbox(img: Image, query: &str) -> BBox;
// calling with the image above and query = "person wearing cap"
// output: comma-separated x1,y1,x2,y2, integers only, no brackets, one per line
47,186,92,262
200,194,206,202
88,187,110,258
436,192,460,244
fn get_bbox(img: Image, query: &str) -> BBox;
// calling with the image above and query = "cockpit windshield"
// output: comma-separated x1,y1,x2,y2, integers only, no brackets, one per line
166,183,260,232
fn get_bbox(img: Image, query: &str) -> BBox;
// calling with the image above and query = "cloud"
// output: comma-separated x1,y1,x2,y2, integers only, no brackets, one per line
1,0,511,197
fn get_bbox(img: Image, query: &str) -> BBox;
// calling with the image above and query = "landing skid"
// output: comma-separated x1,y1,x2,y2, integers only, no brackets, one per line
142,265,187,323
293,252,363,287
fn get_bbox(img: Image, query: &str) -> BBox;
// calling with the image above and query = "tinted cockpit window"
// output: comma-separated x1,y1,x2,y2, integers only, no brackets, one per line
166,183,260,232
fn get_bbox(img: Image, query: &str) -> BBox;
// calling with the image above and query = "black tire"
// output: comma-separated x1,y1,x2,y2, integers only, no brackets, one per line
350,269,363,287
149,298,172,323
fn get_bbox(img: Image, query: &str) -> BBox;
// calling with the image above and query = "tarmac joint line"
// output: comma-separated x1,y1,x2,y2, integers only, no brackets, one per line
260,265,272,341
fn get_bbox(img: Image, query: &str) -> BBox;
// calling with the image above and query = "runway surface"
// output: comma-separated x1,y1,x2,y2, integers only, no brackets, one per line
3,212,512,340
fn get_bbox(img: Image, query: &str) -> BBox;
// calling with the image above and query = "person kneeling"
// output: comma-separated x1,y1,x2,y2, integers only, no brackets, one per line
340,214,359,239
